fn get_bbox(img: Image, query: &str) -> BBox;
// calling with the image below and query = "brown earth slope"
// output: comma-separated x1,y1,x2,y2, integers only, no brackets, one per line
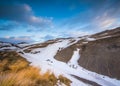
54,27,120,79
54,39,84,63
78,33,120,79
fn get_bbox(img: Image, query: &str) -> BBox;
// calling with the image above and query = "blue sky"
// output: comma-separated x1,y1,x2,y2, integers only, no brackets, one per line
0,0,120,43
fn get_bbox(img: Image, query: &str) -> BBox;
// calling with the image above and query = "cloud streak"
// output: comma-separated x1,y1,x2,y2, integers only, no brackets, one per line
0,36,34,43
60,0,120,32
0,4,53,30
0,20,19,31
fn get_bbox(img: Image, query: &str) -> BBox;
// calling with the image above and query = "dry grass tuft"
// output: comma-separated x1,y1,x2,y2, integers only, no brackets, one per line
0,51,71,86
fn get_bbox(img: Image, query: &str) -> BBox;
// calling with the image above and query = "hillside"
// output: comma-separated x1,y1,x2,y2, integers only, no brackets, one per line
79,28,120,79
54,27,120,79
0,27,120,86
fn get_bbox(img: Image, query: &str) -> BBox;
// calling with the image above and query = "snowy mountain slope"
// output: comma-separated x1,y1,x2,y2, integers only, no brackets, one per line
20,37,120,86
0,42,18,51
0,41,32,51
0,27,120,86
54,27,120,80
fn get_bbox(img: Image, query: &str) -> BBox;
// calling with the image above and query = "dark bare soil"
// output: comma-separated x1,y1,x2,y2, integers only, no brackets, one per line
78,35,120,79
71,75,101,86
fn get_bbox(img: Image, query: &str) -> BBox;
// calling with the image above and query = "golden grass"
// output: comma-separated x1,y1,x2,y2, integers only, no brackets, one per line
9,59,29,72
0,66,41,86
0,66,71,86
0,51,71,86
58,75,71,86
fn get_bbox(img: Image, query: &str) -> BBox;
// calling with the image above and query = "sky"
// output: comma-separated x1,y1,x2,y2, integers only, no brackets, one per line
0,0,120,43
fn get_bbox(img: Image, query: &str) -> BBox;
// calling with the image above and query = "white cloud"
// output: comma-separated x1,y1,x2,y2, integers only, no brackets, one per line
66,30,90,37
0,36,34,43
0,4,53,30
93,12,119,30
4,36,10,39
29,16,53,27
99,18,116,29
24,4,32,11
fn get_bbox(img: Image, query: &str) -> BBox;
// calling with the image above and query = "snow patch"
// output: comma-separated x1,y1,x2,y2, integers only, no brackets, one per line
68,49,80,69
86,37,96,41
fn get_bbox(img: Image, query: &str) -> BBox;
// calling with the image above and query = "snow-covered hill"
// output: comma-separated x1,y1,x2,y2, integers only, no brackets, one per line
0,27,120,86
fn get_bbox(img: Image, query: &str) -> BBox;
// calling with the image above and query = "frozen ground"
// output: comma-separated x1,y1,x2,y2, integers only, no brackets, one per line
20,38,120,86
